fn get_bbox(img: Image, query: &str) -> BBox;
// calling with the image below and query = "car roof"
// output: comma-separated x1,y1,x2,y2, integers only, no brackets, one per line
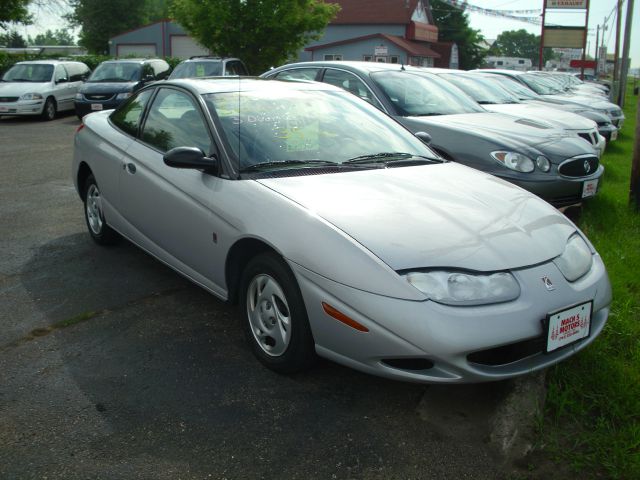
161,77,345,95
15,60,80,66
106,58,165,64
474,69,525,76
181,57,241,63
268,60,444,76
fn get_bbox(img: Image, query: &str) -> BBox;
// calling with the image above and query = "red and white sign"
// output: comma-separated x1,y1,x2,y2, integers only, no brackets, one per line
0,106,9,112
582,179,598,198
546,302,592,352
546,0,588,9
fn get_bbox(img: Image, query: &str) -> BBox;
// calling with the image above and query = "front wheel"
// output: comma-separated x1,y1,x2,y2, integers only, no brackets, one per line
240,252,316,373
83,174,120,245
41,97,56,121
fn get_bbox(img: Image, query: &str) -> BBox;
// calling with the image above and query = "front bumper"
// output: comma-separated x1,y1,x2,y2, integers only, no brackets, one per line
291,255,611,383
0,100,45,116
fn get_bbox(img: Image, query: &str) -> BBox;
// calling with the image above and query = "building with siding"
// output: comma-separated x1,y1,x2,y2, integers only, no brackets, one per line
301,0,442,67
108,20,209,59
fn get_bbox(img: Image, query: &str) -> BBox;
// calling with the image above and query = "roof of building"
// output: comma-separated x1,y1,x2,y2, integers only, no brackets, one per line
306,33,440,58
330,0,435,25
431,41,455,68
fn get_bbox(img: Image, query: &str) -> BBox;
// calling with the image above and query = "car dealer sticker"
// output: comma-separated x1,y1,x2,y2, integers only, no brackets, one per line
91,103,103,111
611,130,618,141
546,301,592,353
582,179,598,198
0,106,9,112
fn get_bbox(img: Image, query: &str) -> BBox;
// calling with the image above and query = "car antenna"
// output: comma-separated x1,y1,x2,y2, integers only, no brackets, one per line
400,62,405,71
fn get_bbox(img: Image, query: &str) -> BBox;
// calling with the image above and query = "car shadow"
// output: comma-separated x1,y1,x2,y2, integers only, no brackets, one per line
15,233,509,478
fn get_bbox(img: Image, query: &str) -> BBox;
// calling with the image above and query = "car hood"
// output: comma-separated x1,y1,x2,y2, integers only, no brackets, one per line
0,82,50,96
541,94,615,111
409,111,565,145
484,103,595,130
257,163,575,272
80,82,137,94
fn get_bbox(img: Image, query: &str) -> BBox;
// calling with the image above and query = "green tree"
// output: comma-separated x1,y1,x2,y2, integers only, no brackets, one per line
28,28,75,45
0,0,32,30
171,0,340,74
430,0,485,70
66,0,167,54
0,30,27,47
489,29,555,68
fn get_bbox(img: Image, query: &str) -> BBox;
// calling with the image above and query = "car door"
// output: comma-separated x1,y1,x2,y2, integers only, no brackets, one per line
53,65,75,111
118,86,228,294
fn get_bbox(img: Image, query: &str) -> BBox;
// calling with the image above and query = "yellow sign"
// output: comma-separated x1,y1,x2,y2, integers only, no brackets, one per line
543,27,586,48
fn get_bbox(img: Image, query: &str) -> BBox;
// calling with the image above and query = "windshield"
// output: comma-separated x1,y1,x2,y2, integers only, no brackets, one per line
371,71,484,116
440,73,520,104
484,75,539,100
169,61,222,79
519,73,565,95
204,88,439,172
2,64,53,82
88,63,141,82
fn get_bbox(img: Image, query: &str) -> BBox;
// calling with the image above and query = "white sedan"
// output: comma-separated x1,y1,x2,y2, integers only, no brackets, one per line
72,78,611,383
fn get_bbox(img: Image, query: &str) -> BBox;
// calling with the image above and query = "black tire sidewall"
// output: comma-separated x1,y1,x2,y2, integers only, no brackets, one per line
240,252,316,373
42,98,56,121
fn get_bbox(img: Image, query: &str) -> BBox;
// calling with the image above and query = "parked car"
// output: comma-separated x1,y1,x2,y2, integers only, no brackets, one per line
264,61,603,207
471,72,619,142
433,70,605,157
0,60,90,120
74,58,170,118
168,56,248,79
72,78,611,383
477,69,625,129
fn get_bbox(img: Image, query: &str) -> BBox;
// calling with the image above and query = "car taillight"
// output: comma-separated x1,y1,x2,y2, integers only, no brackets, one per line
76,123,84,133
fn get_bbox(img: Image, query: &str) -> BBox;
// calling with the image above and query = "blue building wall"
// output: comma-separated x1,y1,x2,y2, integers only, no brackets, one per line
308,38,408,63
298,24,406,62
109,21,188,57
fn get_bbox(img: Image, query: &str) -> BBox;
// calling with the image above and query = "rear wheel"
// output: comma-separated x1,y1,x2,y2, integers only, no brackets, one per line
83,174,120,245
41,97,56,121
240,252,316,373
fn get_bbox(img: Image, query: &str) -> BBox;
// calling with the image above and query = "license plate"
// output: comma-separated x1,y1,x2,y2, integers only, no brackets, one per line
611,130,618,141
582,179,598,198
0,106,9,112
546,301,592,353
91,103,103,111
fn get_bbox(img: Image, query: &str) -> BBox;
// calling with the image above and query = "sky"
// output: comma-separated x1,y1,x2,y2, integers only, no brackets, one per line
11,0,640,69
466,0,640,68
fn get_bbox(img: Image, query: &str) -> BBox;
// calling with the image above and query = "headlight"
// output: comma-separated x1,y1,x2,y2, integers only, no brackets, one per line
75,93,83,100
19,93,43,101
553,233,593,282
536,155,551,172
116,92,132,100
403,270,520,306
491,151,535,173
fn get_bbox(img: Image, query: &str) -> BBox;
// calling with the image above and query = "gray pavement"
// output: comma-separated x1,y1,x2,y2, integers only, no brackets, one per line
0,113,549,479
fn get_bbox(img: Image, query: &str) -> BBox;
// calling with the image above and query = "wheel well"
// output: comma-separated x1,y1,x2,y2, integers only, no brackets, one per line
77,162,92,200
46,95,56,105
225,238,279,304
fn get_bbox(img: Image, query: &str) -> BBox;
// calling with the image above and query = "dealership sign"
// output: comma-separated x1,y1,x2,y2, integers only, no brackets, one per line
543,26,586,48
546,0,588,9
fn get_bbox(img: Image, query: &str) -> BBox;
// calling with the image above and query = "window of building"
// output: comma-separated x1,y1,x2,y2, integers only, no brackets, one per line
497,61,504,66
375,56,387,63
389,56,400,64
363,55,373,62
323,54,343,61
518,59,525,64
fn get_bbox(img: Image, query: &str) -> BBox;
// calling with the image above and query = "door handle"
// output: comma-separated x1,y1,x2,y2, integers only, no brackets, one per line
126,163,137,174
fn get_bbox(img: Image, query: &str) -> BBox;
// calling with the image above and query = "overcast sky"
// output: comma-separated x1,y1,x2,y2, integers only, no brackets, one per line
467,0,639,68
14,0,640,68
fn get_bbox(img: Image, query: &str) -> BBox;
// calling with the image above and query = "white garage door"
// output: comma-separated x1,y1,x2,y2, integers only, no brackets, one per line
116,44,157,57
171,36,210,59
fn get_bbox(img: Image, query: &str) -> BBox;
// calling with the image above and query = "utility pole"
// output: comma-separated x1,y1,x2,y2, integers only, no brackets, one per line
580,0,590,80
594,25,600,75
630,93,640,208
618,0,634,106
613,0,622,101
539,0,547,71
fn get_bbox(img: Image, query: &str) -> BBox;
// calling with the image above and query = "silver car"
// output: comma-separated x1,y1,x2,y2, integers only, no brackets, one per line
72,78,611,383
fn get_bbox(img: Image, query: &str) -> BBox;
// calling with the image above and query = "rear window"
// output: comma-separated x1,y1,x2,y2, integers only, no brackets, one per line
169,61,222,79
89,63,142,83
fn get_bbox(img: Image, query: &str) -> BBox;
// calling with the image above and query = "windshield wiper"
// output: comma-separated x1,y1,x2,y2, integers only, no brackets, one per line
239,159,340,172
477,101,498,105
344,152,441,166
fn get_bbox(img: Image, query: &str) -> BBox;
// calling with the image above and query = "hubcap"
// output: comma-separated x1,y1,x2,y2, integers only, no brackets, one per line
246,274,291,356
86,184,103,234
46,101,55,119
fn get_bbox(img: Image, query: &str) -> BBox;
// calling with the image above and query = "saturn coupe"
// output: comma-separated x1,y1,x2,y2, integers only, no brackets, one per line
72,78,611,383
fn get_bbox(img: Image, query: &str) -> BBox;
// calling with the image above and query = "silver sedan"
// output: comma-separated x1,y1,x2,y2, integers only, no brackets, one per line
72,78,611,383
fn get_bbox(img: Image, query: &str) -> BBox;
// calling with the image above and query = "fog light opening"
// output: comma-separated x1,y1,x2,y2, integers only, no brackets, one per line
321,302,369,332
382,358,434,371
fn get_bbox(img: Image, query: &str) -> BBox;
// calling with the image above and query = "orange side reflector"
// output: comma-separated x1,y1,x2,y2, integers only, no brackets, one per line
322,302,369,332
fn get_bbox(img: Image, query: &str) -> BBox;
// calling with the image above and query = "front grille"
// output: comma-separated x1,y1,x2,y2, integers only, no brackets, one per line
0,96,18,103
84,93,115,101
577,132,596,146
468,336,546,366
558,155,599,178
549,194,582,207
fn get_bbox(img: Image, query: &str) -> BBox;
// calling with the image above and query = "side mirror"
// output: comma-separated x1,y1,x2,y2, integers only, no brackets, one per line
415,131,432,145
56,77,69,84
142,74,155,82
163,147,219,174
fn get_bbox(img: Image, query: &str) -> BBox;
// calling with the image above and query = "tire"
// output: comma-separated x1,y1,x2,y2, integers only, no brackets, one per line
83,174,120,245
41,97,56,121
240,252,316,373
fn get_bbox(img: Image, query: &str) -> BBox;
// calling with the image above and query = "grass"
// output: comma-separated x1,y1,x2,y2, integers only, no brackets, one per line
542,85,640,478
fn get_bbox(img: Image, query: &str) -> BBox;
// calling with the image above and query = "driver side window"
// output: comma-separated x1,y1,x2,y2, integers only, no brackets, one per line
54,65,68,83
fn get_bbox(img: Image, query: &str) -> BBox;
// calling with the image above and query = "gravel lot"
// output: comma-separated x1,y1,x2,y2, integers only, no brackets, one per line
0,112,535,479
